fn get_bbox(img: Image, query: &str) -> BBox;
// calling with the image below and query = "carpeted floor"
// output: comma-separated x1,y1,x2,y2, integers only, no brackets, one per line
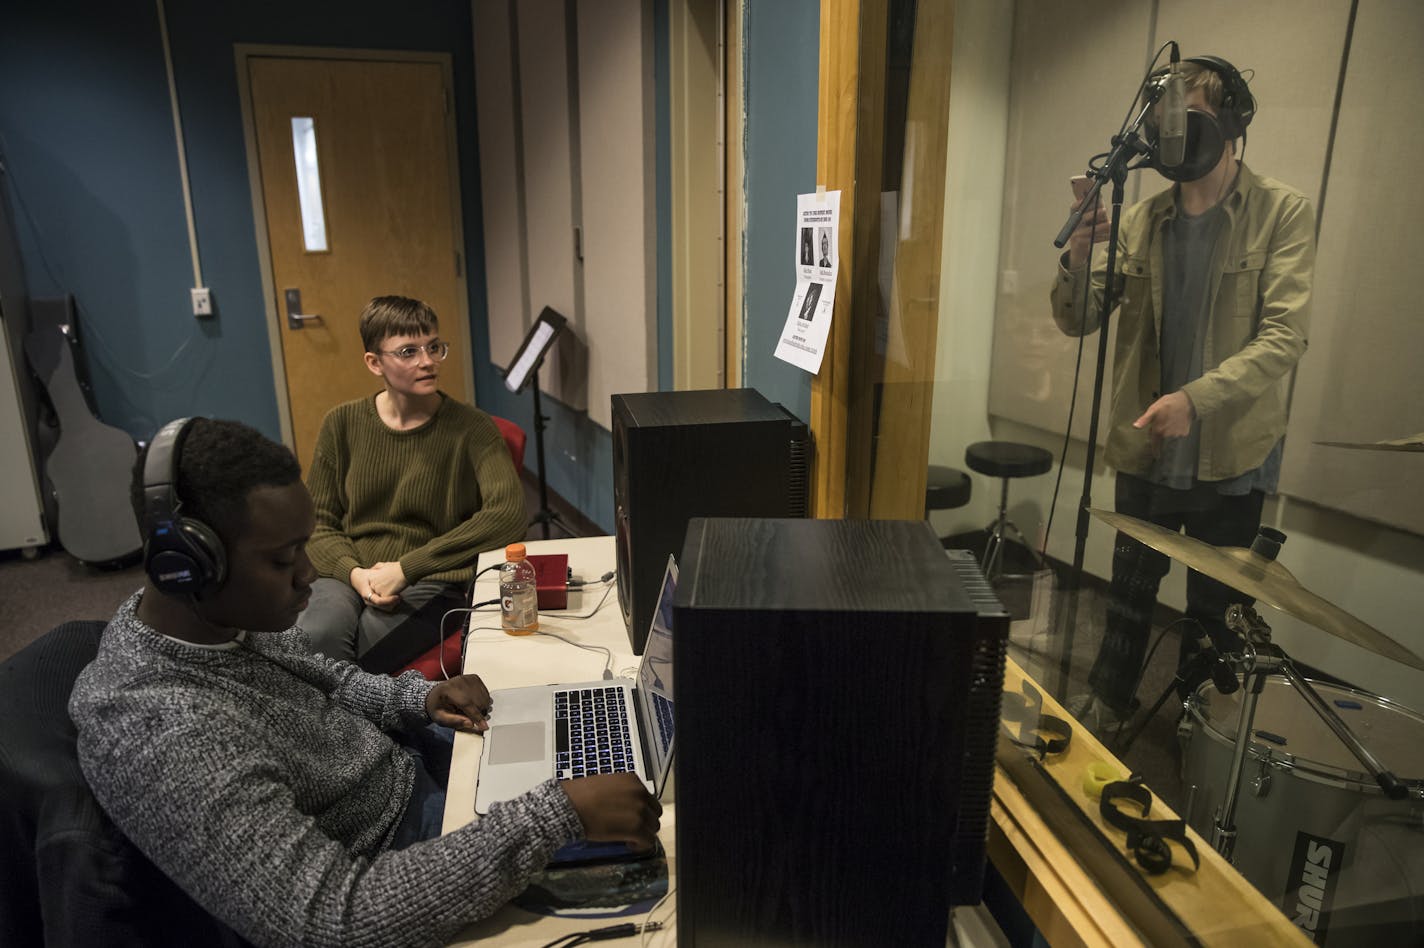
0,546,144,663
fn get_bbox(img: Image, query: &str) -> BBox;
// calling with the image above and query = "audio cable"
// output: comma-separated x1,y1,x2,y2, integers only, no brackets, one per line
540,920,663,948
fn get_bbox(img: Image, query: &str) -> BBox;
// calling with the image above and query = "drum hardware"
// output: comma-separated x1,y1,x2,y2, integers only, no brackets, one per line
1182,671,1424,941
1210,604,1411,861
1082,505,1424,935
1116,634,1241,751
1086,509,1424,671
1249,760,1272,798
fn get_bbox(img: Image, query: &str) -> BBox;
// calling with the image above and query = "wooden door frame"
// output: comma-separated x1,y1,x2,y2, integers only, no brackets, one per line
234,44,475,450
809,1,953,519
723,0,745,389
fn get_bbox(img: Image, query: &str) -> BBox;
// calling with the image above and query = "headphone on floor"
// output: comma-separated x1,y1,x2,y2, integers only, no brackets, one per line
142,417,228,596
1183,54,1256,140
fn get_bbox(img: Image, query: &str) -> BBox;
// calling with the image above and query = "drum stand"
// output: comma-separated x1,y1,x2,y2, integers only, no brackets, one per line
1210,604,1411,860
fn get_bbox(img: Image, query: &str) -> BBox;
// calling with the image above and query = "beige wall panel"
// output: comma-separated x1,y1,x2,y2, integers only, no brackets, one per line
577,0,655,429
518,0,586,410
473,0,530,372
1154,0,1350,211
987,0,1152,443
1280,0,1424,535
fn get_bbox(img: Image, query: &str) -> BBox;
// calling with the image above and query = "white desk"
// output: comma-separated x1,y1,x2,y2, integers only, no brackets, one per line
440,536,677,947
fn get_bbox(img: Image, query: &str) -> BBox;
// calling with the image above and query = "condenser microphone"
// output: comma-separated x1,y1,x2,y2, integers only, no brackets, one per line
1159,45,1187,168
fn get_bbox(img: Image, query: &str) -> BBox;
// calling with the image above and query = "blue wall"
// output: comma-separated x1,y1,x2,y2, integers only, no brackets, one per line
0,0,479,444
0,0,239,436
0,0,818,533
741,0,820,424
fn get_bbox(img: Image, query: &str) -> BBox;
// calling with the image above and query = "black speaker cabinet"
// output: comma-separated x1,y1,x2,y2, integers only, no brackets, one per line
612,389,807,653
673,518,1009,947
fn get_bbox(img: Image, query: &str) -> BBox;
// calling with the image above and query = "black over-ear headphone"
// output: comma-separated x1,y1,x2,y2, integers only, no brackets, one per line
142,417,228,595
1185,55,1256,140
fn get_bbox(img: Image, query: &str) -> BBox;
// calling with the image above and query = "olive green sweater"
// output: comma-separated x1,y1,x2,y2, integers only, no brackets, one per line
306,393,525,585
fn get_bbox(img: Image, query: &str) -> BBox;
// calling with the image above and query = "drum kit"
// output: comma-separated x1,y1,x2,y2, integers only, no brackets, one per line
1086,502,1424,942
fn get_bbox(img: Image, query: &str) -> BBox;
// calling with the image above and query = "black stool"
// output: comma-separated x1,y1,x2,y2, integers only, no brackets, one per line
964,441,1053,580
925,465,972,520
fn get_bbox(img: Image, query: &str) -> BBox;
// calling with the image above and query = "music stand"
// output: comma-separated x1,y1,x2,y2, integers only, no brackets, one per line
503,307,574,539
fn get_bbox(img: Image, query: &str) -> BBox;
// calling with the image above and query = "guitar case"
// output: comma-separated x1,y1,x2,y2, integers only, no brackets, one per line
23,297,142,565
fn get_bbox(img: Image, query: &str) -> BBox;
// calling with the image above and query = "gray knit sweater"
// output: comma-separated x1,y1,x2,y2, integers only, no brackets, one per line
69,592,585,947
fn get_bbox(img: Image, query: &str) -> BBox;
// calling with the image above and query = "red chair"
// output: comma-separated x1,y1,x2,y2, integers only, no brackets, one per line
491,414,526,471
398,414,526,680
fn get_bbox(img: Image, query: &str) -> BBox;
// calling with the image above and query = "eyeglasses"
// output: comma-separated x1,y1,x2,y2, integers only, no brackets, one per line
376,341,450,363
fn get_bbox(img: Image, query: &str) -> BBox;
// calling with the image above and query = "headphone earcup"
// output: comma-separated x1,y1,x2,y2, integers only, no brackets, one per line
145,516,227,595
1186,55,1254,140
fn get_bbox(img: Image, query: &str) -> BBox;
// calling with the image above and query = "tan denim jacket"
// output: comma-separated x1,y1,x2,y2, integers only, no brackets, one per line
1050,163,1315,481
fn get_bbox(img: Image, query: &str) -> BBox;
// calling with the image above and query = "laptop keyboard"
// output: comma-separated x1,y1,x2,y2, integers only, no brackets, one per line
554,686,634,779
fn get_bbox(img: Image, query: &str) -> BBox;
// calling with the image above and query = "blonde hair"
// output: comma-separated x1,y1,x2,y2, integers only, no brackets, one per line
1178,61,1225,111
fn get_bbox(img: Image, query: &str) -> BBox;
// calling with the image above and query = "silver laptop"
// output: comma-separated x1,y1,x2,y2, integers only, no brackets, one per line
474,555,677,814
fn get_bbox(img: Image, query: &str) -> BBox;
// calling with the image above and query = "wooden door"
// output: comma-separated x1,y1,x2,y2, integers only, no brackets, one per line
247,55,469,471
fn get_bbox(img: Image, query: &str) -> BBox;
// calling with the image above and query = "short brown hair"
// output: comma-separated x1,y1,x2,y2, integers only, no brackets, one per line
358,296,439,353
1178,61,1225,111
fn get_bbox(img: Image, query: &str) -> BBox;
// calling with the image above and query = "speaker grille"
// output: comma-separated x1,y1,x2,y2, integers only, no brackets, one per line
945,549,1009,903
786,429,809,518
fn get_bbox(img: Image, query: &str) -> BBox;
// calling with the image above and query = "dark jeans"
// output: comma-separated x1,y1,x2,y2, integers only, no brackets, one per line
1087,473,1265,714
389,724,455,850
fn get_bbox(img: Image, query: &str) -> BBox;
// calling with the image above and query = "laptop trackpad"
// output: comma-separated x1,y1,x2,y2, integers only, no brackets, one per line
488,722,546,764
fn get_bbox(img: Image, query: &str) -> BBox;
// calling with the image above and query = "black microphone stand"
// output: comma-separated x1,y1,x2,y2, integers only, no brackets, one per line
527,357,574,540
1052,89,1163,697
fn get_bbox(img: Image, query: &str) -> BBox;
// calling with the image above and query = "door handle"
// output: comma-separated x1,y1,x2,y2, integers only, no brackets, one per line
284,288,323,330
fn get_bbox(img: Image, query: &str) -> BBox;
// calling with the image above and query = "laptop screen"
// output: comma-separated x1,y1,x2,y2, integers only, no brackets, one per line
637,555,677,793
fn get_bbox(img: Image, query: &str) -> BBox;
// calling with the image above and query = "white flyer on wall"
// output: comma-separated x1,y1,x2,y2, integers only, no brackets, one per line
774,190,840,374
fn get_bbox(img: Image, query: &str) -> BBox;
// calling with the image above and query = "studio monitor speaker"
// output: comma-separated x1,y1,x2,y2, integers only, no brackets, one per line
612,388,807,653
673,518,1009,946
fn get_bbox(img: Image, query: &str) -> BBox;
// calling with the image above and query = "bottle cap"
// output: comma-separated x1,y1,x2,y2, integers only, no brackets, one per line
505,542,527,561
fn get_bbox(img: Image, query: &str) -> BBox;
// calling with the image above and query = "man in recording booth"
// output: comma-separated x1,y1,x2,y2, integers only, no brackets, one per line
297,295,526,672
1050,56,1315,724
69,417,660,947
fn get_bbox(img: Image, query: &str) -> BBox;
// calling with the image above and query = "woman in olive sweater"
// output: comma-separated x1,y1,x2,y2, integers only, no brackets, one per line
299,296,525,669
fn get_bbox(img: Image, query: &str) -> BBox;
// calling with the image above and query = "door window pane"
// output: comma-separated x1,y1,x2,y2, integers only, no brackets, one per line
290,116,328,252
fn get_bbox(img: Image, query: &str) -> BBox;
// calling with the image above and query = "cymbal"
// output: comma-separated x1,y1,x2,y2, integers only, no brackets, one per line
1088,508,1424,672
1315,433,1424,452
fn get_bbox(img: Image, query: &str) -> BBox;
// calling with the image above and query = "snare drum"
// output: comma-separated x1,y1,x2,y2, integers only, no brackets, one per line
1181,676,1424,944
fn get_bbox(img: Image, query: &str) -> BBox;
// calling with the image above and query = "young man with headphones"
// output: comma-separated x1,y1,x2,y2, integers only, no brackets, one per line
69,417,659,946
1051,55,1316,724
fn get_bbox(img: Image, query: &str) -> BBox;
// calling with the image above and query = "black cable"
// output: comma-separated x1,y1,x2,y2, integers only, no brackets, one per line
543,578,616,620
435,600,500,680
567,570,617,588
1135,615,1200,688
540,921,661,948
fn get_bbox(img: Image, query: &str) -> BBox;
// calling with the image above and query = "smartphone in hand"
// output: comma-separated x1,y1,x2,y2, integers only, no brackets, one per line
1071,174,1094,209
